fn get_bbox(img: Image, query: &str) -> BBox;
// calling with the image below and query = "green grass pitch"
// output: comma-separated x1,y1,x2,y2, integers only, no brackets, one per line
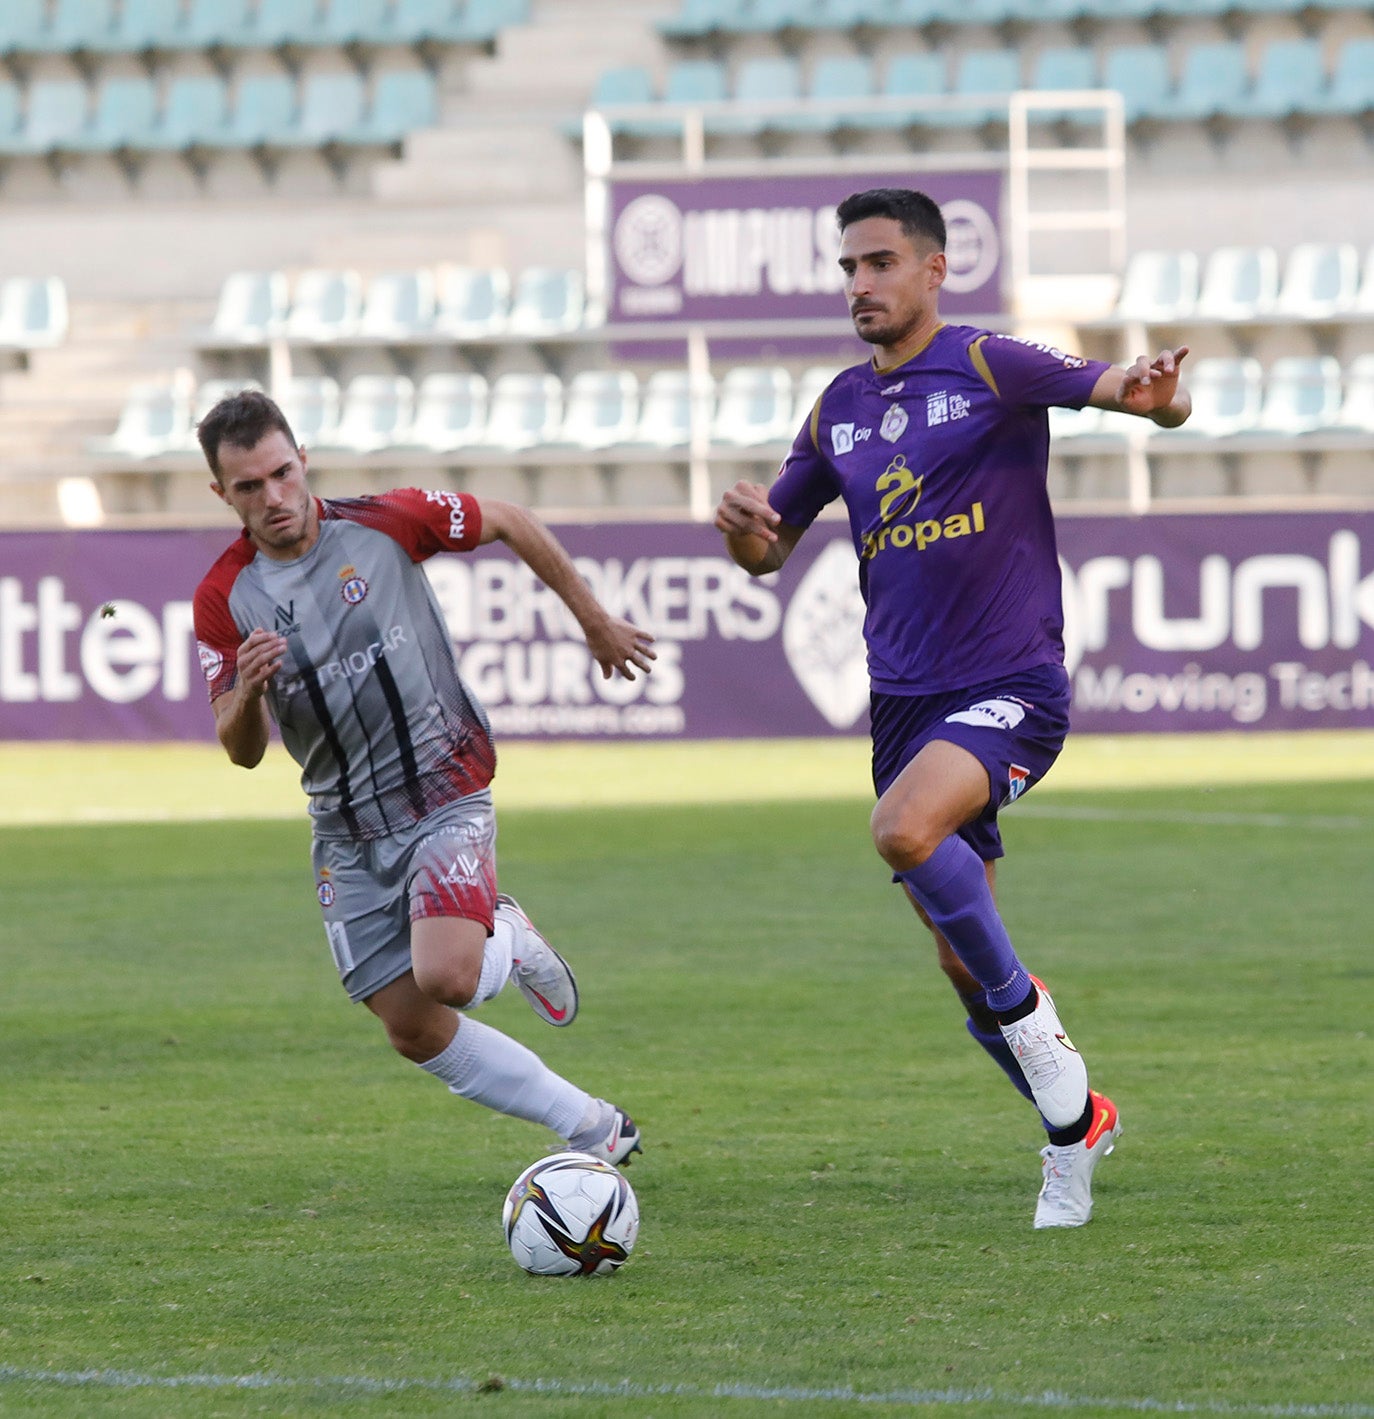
0,738,1370,1417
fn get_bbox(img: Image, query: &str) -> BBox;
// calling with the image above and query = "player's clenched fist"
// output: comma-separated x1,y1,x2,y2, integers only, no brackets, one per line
714,480,781,543
236,628,287,697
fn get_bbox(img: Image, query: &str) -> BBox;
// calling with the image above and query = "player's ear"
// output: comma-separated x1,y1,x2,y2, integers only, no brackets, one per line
210,477,227,504
928,249,948,289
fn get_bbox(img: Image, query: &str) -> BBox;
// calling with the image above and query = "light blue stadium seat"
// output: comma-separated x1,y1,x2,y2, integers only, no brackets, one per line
46,0,118,53
1319,37,1374,117
944,48,1022,127
584,66,659,137
285,269,364,341
507,267,584,334
810,0,900,30
713,366,794,445
177,0,255,48
480,372,563,450
1154,356,1261,438
88,76,160,150
356,69,437,143
1195,245,1279,320
559,370,641,449
358,269,436,338
325,376,416,452
404,372,489,450
318,0,392,45
1274,242,1360,318
0,83,21,148
291,71,368,145
714,56,803,136
781,55,874,132
659,0,742,39
434,265,510,336
0,1,50,58
251,0,330,47
664,58,729,107
152,75,231,149
386,0,470,43
0,276,69,349
19,79,88,154
1114,249,1199,321
730,0,826,33
1235,38,1326,121
100,377,194,458
278,375,342,447
632,369,707,448
456,0,530,42
88,0,184,52
874,50,947,129
1101,44,1172,124
225,74,298,147
1172,41,1251,122
1334,355,1374,433
211,271,290,342
1255,356,1343,434
1032,47,1098,94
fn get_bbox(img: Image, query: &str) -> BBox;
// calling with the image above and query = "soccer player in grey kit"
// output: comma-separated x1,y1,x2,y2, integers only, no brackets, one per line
194,390,652,1166
716,188,1191,1227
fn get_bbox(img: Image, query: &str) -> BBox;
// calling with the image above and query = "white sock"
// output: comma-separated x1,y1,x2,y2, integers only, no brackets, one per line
418,1015,589,1140
468,915,517,1008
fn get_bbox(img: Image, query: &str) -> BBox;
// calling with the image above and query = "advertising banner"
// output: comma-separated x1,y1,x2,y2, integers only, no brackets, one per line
608,170,1004,326
2,511,1373,742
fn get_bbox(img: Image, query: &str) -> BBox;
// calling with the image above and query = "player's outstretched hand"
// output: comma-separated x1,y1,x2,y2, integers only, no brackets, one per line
237,627,287,698
1117,345,1190,421
715,480,781,544
587,618,657,681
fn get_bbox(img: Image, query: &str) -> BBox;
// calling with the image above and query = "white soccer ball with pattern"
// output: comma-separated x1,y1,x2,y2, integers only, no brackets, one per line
502,1151,639,1277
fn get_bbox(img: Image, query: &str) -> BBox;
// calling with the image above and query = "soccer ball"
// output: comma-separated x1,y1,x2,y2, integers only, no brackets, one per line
502,1151,639,1277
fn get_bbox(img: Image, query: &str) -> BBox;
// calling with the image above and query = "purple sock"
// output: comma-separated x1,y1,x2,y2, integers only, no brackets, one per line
898,835,1032,1014
965,1016,1036,1105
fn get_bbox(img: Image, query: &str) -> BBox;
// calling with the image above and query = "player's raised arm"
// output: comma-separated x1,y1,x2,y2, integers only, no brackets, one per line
1090,345,1192,428
211,627,286,768
715,480,805,575
476,498,656,682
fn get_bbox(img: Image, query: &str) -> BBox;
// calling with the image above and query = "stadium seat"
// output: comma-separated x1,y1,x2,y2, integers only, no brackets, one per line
284,269,364,341
1114,250,1199,321
585,65,657,135
1031,47,1098,96
1158,356,1262,437
506,268,584,335
1194,246,1279,321
290,71,368,145
786,56,875,133
1255,356,1343,434
150,74,231,150
1357,245,1374,314
100,377,194,458
435,265,511,336
632,369,704,448
386,0,487,44
277,375,342,447
356,69,437,143
0,83,20,147
0,275,69,349
404,372,489,450
318,0,392,45
19,79,88,154
46,0,118,52
1171,42,1251,122
480,372,563,450
715,57,803,136
176,0,255,48
453,0,530,42
358,269,436,339
0,1,49,59
869,51,947,129
1319,37,1374,118
225,74,298,148
729,0,826,33
1333,354,1374,432
662,60,730,129
1235,38,1326,121
558,370,641,449
325,375,416,451
810,0,898,30
88,0,185,52
712,366,794,445
1100,44,1173,124
944,49,1022,128
1274,243,1360,318
659,0,741,39
792,366,842,424
250,0,330,47
211,271,289,343
88,76,160,151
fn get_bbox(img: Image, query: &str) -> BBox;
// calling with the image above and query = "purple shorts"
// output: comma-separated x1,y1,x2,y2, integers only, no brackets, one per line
870,662,1071,862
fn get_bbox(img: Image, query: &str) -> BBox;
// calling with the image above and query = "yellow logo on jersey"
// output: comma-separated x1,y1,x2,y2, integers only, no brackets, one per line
875,453,924,523
860,501,986,561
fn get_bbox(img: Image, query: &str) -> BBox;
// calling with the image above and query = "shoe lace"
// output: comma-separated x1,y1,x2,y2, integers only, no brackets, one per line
1005,1018,1066,1091
1038,1144,1074,1207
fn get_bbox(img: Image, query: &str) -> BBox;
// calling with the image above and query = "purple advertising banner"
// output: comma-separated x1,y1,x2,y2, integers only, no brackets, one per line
2,511,1373,742
608,170,1004,326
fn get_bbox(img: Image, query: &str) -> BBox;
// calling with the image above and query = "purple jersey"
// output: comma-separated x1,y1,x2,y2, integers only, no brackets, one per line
769,324,1110,695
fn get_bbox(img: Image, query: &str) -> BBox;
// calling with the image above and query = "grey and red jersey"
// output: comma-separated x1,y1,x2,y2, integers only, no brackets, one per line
193,489,495,840
769,324,1111,696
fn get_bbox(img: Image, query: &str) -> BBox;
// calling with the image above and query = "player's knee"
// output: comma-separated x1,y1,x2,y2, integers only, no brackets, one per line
870,802,941,870
380,1014,450,1063
412,956,481,1009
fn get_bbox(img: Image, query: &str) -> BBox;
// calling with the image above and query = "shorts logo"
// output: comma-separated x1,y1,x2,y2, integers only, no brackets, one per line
879,403,908,443
317,880,335,906
339,565,369,605
196,640,224,684
945,697,1028,731
1006,763,1031,803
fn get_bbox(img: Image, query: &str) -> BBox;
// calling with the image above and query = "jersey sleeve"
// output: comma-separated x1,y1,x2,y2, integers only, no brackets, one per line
971,333,1111,410
192,562,244,704
324,488,483,561
769,412,842,530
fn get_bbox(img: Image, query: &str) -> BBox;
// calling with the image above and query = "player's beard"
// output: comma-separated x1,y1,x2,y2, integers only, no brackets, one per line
852,305,919,350
255,496,311,552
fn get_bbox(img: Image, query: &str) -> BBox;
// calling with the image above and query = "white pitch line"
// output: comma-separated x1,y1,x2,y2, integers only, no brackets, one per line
1015,804,1369,831
0,1365,1370,1417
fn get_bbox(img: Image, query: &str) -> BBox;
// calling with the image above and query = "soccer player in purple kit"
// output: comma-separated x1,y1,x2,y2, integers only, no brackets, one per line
193,390,652,1168
716,188,1191,1228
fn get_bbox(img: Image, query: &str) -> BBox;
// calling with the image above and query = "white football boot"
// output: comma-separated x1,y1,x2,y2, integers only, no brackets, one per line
575,1104,643,1167
496,894,579,1027
1034,1091,1121,1229
998,980,1089,1128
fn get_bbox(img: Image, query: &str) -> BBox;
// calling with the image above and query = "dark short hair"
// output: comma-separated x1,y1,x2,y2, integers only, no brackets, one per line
197,389,298,482
835,188,946,252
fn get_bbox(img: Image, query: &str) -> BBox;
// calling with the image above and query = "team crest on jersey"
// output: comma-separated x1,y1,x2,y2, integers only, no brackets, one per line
338,564,369,606
879,403,908,443
196,641,223,684
1006,763,1031,803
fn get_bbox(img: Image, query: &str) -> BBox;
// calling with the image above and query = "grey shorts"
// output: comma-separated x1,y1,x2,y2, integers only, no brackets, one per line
311,791,498,1003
